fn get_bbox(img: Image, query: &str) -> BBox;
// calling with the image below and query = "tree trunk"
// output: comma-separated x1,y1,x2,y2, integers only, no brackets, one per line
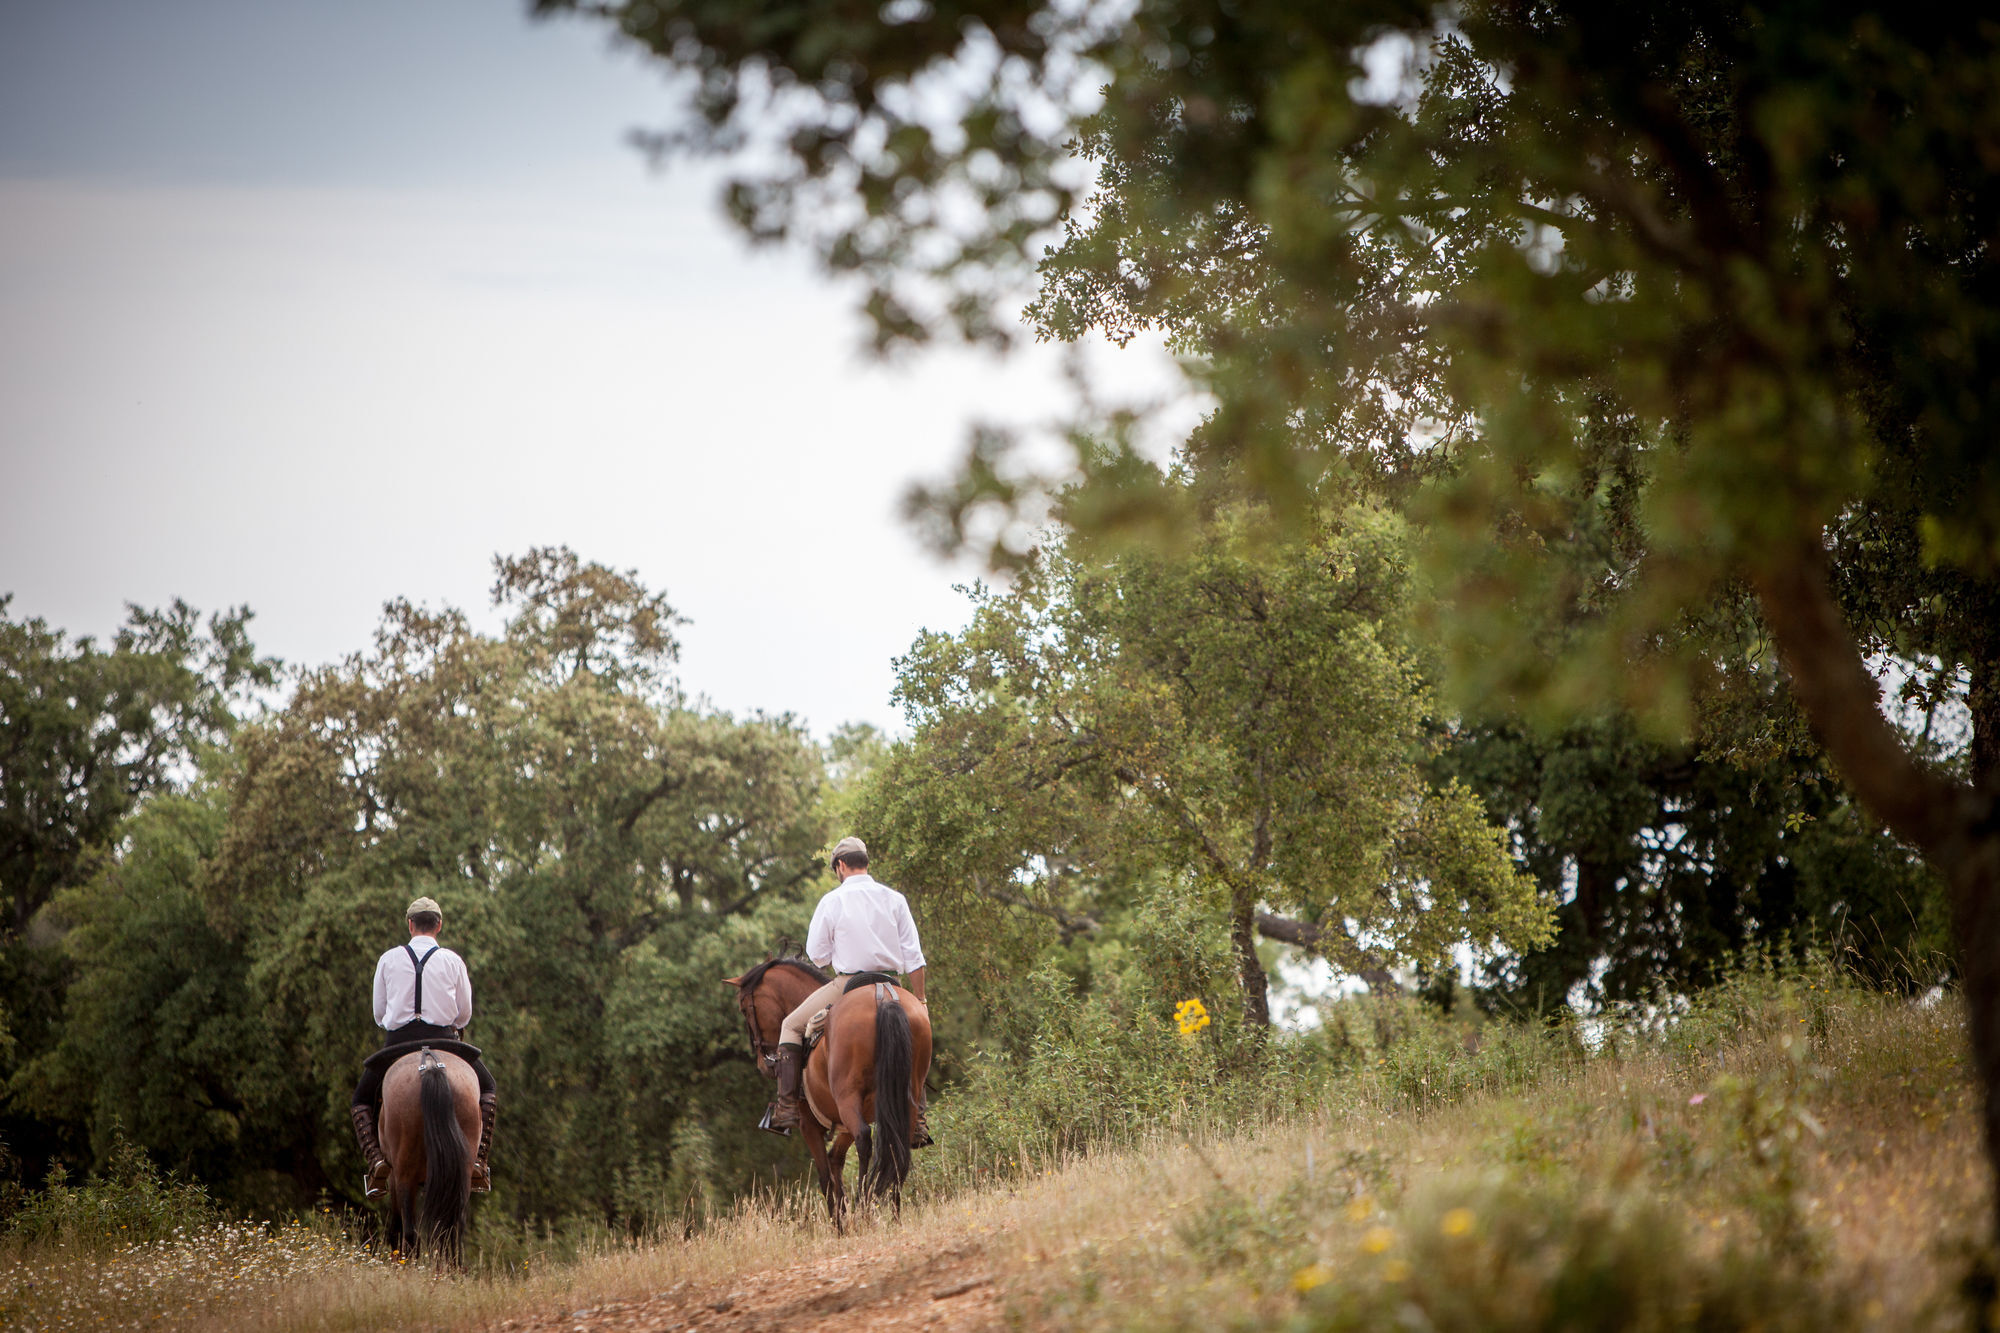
1955,661,2000,1246
1947,831,2000,1246
1232,896,1271,1029
1752,543,2000,1245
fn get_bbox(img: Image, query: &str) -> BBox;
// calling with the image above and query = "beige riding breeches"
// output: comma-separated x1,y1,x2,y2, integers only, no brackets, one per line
779,979,845,1046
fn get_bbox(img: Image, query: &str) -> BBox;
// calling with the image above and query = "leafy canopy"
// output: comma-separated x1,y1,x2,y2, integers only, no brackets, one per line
24,552,830,1220
862,500,1549,1026
0,596,273,934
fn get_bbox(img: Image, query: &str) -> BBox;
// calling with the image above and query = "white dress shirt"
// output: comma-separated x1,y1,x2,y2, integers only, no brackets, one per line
372,936,474,1030
805,873,926,976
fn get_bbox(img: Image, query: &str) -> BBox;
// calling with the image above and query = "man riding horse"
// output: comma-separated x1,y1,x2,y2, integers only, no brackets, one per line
349,897,498,1198
766,837,931,1145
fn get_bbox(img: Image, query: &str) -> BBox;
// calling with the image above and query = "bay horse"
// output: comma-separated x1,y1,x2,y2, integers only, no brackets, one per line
378,1047,478,1263
725,958,931,1230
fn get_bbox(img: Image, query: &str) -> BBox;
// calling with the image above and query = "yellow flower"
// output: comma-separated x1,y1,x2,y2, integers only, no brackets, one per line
1175,998,1211,1036
1440,1208,1475,1238
1345,1196,1374,1222
1292,1263,1332,1293
1361,1226,1396,1255
1383,1259,1411,1283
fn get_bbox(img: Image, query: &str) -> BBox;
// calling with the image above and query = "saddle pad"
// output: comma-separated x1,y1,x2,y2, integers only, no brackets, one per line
362,1037,483,1075
804,1045,836,1130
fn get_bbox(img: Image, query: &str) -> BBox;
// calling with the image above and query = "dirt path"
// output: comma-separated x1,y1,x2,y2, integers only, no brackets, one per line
492,1235,1007,1333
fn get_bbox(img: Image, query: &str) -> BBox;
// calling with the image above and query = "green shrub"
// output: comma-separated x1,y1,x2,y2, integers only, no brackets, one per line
6,1134,215,1247
1291,1173,1859,1333
924,959,1345,1182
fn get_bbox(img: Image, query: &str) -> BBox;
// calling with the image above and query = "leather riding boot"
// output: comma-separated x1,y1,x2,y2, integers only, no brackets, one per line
350,1104,390,1200
767,1042,806,1132
469,1092,497,1193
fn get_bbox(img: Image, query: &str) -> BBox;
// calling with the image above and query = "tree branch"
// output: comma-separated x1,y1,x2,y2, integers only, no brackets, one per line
1254,912,1396,992
618,767,685,836
970,873,1101,941
1750,541,1964,856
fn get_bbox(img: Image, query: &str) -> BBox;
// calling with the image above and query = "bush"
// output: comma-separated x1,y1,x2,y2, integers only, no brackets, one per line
1291,1173,1860,1333
925,957,1347,1182
6,1134,214,1247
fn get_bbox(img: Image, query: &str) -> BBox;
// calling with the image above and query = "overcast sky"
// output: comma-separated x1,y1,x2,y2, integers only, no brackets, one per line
0,0,1185,734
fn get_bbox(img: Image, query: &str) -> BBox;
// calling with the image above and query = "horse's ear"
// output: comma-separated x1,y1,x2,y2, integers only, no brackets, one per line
722,975,744,987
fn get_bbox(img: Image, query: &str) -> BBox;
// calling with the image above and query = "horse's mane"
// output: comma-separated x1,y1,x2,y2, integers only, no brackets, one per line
738,955,829,989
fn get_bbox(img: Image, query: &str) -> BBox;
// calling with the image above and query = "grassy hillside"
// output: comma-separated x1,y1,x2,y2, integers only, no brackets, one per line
3,964,1988,1331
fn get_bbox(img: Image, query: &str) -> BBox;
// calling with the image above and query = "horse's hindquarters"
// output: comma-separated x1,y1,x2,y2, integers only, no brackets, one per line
379,1051,482,1173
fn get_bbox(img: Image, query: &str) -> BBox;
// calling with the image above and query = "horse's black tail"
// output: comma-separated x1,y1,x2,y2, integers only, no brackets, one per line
867,991,914,1197
419,1058,470,1260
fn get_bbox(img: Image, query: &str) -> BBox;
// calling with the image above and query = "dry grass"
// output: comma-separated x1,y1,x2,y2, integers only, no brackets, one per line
985,982,1987,1330
4,975,1988,1331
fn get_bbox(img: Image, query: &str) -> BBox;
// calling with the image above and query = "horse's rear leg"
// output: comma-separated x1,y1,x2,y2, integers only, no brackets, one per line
835,1088,874,1218
394,1182,421,1259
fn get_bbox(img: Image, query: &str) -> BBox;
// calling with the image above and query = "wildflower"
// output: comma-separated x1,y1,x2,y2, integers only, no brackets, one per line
1688,1093,1706,1106
1292,1263,1332,1293
1175,998,1211,1036
1361,1226,1395,1255
1344,1196,1374,1222
1383,1259,1411,1283
1440,1208,1475,1238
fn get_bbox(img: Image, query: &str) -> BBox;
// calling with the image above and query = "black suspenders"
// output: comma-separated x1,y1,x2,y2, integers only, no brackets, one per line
403,941,435,1026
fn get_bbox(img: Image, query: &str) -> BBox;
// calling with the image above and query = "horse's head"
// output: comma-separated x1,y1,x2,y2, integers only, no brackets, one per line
724,956,826,1079
722,973,779,1079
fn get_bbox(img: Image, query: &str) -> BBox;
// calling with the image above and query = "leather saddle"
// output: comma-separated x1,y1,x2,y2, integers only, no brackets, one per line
802,972,903,1054
362,1037,483,1075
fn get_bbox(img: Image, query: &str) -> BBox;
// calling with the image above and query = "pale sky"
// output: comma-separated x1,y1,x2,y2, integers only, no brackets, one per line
0,0,1185,734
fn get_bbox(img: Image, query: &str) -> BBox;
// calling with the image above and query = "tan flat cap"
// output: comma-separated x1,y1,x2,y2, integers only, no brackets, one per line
406,896,443,918
830,836,867,865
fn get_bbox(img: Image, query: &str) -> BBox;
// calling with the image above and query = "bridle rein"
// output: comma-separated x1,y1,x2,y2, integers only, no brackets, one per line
738,959,819,1076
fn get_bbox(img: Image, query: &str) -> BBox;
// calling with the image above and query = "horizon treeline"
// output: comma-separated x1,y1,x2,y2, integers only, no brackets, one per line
0,529,1948,1228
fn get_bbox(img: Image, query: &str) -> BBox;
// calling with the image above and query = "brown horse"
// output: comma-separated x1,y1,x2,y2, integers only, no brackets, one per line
725,958,931,1230
378,1047,479,1263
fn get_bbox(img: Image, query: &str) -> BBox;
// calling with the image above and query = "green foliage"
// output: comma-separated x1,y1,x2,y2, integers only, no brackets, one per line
931,961,1276,1171
1359,1002,1585,1118
203,551,829,1222
864,501,1548,1027
1439,716,1951,1008
9,778,296,1203
562,0,2000,617
0,595,274,935
1289,1173,1859,1333
6,551,834,1225
559,6,2000,1103
0,595,275,1192
5,1135,215,1248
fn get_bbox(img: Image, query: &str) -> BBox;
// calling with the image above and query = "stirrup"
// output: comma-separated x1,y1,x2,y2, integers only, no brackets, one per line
363,1164,389,1200
758,1101,794,1137
469,1163,491,1194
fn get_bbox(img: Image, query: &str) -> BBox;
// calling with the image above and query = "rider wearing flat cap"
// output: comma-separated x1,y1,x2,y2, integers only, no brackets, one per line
769,837,931,1142
349,897,498,1198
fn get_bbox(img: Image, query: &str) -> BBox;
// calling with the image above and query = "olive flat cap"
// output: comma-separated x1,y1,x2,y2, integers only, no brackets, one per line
406,896,443,918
